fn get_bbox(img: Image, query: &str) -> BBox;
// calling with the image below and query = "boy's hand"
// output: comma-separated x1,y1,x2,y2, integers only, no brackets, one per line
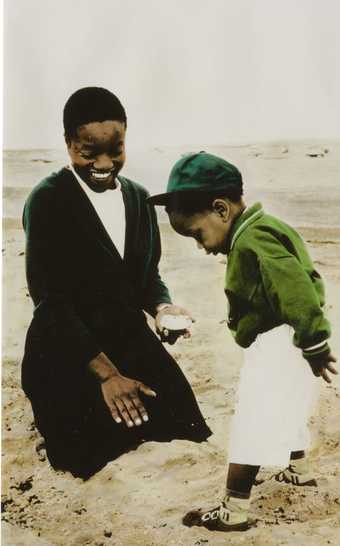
307,353,338,383
155,304,195,345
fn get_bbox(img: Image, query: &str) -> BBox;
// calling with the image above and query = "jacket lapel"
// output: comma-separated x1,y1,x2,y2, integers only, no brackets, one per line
227,202,264,253
119,176,136,268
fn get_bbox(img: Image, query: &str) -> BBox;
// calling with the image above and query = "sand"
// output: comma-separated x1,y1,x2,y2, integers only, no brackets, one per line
2,142,340,545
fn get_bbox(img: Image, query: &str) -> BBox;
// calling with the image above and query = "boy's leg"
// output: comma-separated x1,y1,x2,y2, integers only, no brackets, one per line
183,463,259,532
290,450,305,460
226,462,260,495
274,449,317,486
255,450,318,486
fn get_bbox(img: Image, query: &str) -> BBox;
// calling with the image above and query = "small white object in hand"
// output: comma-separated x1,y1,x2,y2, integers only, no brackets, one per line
160,315,192,331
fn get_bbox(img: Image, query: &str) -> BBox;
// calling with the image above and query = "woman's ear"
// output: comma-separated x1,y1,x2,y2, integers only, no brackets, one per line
212,199,230,222
64,133,73,149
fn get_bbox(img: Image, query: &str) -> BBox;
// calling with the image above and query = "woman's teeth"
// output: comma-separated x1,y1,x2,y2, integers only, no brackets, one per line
91,172,112,180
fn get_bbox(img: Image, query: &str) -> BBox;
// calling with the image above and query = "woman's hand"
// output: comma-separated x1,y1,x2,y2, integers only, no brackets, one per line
101,374,156,427
89,352,156,427
155,304,194,345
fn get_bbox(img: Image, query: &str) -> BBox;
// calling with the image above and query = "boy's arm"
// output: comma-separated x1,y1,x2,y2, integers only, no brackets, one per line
259,253,337,381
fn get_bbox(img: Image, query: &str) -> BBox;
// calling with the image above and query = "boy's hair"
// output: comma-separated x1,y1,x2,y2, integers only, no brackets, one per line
63,87,127,140
165,187,243,215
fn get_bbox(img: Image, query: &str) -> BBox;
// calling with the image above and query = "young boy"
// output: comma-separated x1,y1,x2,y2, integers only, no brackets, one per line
21,88,211,479
148,151,337,532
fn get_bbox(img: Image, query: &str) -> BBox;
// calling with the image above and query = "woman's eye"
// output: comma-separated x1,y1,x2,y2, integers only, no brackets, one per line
111,148,124,157
80,150,122,160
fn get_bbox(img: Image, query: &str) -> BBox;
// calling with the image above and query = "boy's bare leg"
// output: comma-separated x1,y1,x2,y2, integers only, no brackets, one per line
290,450,305,460
226,463,260,495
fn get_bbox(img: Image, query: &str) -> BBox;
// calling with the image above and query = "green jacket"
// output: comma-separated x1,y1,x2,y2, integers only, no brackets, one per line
225,202,331,362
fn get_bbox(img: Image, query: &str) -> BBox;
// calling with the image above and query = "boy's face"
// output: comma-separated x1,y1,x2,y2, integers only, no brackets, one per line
169,202,232,255
66,120,126,192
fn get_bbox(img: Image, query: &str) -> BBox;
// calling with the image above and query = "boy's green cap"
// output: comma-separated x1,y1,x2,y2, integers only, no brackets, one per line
148,151,242,206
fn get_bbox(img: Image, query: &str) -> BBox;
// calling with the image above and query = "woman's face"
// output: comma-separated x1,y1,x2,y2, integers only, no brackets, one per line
66,120,126,192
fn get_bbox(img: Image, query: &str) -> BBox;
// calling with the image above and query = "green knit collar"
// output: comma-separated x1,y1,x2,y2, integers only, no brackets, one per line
227,202,264,252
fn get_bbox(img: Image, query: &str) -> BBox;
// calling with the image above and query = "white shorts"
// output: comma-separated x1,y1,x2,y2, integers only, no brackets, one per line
228,325,320,467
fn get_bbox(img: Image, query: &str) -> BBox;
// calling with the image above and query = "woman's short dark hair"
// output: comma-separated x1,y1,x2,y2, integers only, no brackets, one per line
63,87,127,140
165,186,243,215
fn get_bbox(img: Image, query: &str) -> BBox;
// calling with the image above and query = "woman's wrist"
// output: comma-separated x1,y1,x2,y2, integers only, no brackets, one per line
88,352,120,383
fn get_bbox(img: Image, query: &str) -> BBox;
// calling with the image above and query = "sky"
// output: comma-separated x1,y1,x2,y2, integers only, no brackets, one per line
3,0,340,149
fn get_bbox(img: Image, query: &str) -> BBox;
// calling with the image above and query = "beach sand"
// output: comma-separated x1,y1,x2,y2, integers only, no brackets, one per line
2,142,340,545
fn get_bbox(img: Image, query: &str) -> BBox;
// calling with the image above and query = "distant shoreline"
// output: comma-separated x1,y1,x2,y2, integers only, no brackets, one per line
4,216,340,239
3,142,340,228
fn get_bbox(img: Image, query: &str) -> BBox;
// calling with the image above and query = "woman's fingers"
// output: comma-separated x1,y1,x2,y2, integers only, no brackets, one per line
110,405,122,425
110,384,156,427
183,309,196,323
101,375,156,427
114,398,135,427
174,307,195,324
101,389,123,424
129,392,149,423
122,396,143,426
138,382,157,398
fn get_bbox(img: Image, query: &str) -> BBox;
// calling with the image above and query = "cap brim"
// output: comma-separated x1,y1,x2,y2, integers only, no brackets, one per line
147,192,173,206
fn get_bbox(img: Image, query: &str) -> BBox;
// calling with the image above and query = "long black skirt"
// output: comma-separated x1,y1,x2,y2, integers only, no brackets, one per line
22,321,212,479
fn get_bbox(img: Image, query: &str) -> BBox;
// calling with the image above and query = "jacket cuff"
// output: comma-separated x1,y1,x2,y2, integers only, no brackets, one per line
155,302,172,313
302,342,330,375
302,341,330,359
145,297,172,318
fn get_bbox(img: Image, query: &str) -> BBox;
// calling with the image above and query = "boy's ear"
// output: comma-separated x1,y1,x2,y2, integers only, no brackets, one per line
212,199,230,221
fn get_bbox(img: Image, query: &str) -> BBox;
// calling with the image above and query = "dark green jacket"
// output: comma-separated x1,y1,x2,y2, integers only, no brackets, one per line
225,202,331,361
23,167,172,368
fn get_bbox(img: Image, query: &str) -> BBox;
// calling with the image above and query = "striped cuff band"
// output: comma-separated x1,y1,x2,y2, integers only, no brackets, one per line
304,340,328,352
302,341,330,359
